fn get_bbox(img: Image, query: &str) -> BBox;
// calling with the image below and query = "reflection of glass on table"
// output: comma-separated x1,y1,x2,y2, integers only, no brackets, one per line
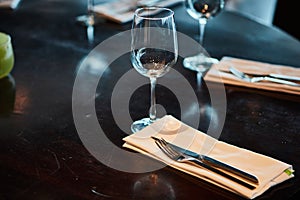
133,174,175,200
0,74,16,117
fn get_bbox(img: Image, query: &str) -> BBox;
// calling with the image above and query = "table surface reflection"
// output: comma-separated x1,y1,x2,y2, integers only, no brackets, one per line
0,0,300,199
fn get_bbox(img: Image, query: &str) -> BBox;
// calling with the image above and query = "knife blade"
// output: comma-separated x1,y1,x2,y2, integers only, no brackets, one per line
219,69,300,82
269,73,300,82
165,140,259,184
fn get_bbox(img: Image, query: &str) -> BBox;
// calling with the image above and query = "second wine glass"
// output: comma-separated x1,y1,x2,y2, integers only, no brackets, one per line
183,0,225,85
130,7,178,133
76,0,95,43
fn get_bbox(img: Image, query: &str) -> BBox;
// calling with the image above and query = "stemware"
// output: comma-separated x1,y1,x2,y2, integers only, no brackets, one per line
130,7,178,133
76,0,95,26
76,0,95,43
0,32,14,79
183,0,225,85
0,32,15,116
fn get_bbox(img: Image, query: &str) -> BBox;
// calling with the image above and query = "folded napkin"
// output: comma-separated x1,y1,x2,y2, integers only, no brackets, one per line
204,56,300,95
0,0,21,9
93,0,183,24
123,115,294,199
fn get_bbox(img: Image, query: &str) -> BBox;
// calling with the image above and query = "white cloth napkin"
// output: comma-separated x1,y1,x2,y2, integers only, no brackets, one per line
93,0,183,24
0,0,21,9
204,56,300,95
123,115,294,199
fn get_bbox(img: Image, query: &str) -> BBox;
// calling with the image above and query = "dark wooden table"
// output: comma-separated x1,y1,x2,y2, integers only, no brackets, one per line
1,0,300,199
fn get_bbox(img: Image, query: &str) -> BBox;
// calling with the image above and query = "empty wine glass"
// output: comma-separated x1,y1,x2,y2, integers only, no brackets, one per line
130,7,178,133
76,0,95,26
183,0,225,85
76,0,95,43
0,32,14,79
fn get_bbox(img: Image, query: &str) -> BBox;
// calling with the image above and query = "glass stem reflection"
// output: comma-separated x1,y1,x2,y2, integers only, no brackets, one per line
149,77,157,122
197,18,207,87
199,18,207,45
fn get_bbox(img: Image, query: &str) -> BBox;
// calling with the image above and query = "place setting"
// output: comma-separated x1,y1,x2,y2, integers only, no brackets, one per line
203,56,300,95
79,0,298,198
92,0,184,24
122,115,294,199
119,3,295,199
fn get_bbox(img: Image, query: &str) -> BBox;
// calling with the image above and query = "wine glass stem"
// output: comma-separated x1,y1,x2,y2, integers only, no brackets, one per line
149,77,157,122
196,18,207,88
197,72,202,87
198,18,207,46
87,0,94,16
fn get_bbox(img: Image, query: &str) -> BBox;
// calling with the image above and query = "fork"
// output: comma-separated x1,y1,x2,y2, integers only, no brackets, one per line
152,137,257,190
229,66,300,87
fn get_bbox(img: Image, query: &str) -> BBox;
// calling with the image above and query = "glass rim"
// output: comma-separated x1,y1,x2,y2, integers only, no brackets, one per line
0,32,11,47
134,6,174,20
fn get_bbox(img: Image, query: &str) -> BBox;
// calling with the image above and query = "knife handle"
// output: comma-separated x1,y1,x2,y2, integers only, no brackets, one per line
270,73,300,82
201,155,259,184
189,159,256,190
263,77,300,87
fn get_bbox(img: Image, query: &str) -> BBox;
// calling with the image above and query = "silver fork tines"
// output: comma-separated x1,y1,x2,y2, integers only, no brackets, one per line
151,137,257,190
154,137,184,161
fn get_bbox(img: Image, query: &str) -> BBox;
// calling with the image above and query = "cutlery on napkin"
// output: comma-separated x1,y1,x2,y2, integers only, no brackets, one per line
151,136,259,185
122,115,294,199
228,66,300,87
203,56,300,95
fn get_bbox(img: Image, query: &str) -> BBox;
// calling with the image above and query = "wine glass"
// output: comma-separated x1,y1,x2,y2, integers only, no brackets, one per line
130,7,178,133
0,32,14,79
0,32,15,116
183,0,225,85
76,0,95,26
76,0,95,43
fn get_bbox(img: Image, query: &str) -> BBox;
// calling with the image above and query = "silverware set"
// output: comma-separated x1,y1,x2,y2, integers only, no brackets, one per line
152,137,258,190
228,66,300,87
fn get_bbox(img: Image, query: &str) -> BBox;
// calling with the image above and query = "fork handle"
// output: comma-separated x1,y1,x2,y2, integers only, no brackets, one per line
189,159,257,190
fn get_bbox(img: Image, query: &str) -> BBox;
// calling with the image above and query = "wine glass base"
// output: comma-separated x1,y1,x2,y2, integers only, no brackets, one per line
183,54,219,73
131,118,156,133
76,14,95,26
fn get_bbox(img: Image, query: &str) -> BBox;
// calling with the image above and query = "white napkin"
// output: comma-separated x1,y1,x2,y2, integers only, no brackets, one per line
123,115,294,199
204,56,300,95
93,0,183,24
0,0,21,9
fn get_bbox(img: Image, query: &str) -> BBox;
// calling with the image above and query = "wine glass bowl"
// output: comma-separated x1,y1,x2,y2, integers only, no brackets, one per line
185,0,224,20
0,32,14,79
130,7,178,133
183,0,225,85
131,48,176,78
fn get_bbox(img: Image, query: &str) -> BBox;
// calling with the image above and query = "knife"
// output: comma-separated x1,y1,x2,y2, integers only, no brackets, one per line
269,73,300,82
165,140,259,185
219,69,300,82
